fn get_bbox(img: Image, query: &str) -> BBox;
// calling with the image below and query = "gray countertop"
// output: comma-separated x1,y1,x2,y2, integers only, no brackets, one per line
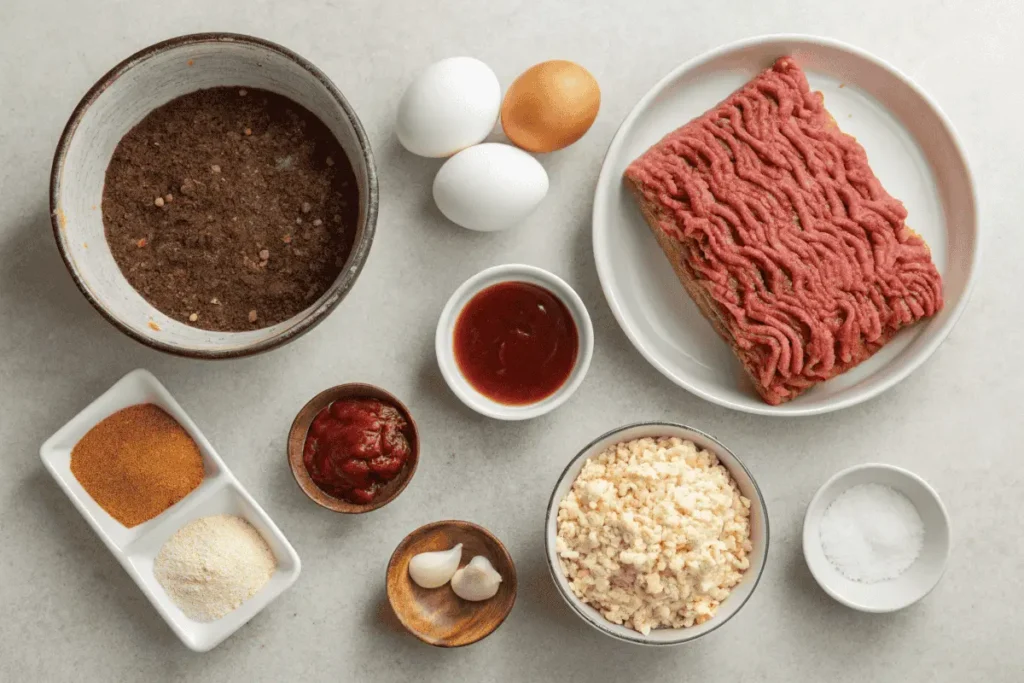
1,1,1020,681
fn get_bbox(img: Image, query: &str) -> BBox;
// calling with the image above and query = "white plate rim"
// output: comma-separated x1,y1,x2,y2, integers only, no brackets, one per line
592,33,980,416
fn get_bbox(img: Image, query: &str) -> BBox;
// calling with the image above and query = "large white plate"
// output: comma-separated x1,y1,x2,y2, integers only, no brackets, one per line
593,35,979,416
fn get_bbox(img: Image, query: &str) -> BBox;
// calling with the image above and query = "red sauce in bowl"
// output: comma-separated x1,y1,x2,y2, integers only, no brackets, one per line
453,281,579,405
303,398,412,504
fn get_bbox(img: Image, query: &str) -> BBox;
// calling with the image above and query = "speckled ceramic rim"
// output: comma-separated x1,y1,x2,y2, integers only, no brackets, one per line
544,422,770,646
385,520,518,648
49,32,379,359
802,462,951,612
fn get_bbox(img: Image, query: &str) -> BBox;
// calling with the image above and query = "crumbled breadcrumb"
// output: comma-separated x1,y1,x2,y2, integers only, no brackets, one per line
556,437,752,634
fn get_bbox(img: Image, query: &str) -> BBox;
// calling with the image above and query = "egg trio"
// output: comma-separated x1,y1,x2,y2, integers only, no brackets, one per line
396,56,600,232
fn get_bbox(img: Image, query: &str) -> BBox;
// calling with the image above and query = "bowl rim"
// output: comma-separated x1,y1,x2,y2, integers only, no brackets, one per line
544,421,770,645
591,33,981,416
384,519,518,648
286,383,419,514
434,263,595,421
802,461,951,613
49,31,379,359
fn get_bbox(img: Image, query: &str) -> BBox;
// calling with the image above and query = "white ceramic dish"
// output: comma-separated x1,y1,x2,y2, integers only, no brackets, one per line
50,33,378,359
436,264,594,420
803,463,950,613
544,422,768,645
592,34,979,416
39,369,301,652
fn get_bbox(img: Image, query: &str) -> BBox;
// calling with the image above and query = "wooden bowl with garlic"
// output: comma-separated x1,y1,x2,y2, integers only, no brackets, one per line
385,520,517,647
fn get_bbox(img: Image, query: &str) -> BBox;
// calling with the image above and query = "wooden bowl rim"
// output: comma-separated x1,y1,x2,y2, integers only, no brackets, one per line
287,383,419,513
385,519,518,647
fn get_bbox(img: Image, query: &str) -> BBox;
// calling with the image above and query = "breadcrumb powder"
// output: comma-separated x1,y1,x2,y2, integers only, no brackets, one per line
154,514,277,622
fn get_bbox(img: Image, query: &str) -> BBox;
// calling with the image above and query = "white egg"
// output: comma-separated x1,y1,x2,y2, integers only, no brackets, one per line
396,57,501,158
433,143,549,232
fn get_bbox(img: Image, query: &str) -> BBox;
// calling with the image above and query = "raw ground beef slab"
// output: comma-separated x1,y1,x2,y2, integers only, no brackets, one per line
624,57,943,405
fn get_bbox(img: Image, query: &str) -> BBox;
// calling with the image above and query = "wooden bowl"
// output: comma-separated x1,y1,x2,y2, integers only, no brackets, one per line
287,383,419,513
386,520,517,647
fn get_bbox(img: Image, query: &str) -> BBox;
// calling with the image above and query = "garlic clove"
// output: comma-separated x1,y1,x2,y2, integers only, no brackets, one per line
450,555,503,601
408,543,463,589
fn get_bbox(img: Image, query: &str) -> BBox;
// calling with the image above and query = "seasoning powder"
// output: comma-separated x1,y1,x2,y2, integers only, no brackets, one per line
154,514,277,622
819,483,925,583
70,404,204,527
102,87,359,331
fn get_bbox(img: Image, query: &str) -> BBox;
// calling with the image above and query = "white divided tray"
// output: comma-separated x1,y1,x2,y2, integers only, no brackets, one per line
39,368,301,652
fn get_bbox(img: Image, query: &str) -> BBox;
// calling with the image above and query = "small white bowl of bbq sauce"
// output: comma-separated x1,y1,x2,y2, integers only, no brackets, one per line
436,264,594,420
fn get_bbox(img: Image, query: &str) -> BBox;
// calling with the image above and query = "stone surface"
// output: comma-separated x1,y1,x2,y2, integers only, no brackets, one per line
0,0,1020,681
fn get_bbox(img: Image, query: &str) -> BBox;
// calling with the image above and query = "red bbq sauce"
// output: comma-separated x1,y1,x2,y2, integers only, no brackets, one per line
303,398,411,504
453,281,579,405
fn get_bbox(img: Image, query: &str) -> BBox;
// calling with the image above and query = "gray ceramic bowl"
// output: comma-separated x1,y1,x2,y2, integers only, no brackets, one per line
50,33,378,358
545,422,769,645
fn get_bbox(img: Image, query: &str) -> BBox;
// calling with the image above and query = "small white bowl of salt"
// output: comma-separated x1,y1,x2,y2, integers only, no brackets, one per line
803,463,950,612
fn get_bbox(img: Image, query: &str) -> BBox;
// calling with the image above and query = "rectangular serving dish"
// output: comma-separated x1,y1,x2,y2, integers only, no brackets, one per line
39,368,301,652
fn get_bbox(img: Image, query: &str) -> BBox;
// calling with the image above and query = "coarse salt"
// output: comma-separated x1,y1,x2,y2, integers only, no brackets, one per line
819,483,924,583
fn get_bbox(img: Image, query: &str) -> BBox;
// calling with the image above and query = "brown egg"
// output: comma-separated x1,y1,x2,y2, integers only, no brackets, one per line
501,60,600,153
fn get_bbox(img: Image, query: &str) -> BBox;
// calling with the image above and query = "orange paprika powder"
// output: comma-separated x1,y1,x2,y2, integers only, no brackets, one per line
70,404,204,527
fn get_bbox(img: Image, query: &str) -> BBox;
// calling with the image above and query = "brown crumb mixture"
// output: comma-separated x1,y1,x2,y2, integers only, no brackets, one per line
102,87,359,331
